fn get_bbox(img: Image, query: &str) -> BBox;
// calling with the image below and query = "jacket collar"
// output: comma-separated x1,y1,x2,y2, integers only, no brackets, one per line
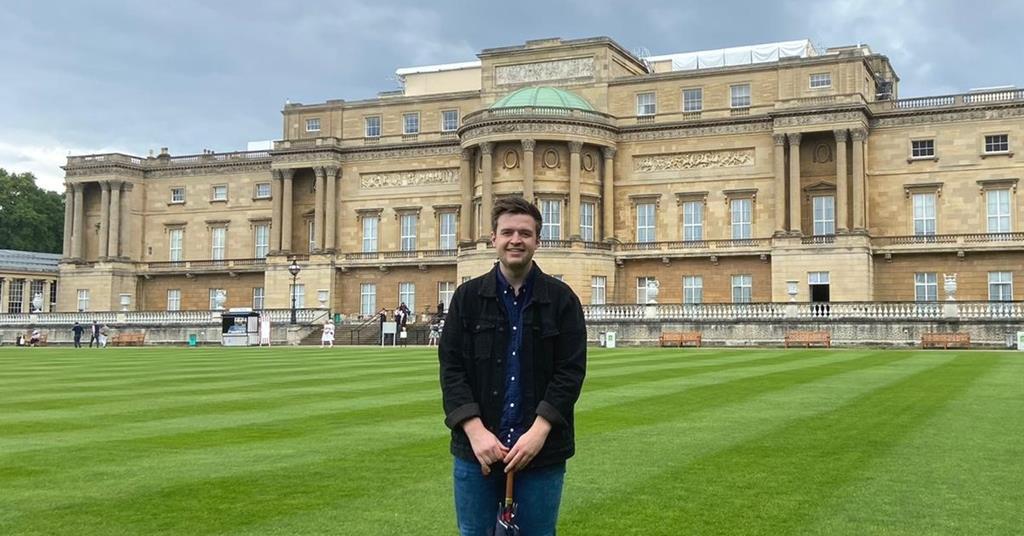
480,262,552,304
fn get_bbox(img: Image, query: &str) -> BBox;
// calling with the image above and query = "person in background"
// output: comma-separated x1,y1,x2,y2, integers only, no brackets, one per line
89,321,101,348
321,319,335,348
72,322,84,348
29,329,42,347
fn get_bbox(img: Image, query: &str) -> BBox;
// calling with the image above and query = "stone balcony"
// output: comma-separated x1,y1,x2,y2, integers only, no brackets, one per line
340,249,457,270
870,88,1024,113
141,258,267,276
871,232,1024,256
615,238,771,261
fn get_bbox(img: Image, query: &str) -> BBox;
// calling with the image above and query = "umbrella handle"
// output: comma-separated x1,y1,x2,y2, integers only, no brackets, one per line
504,471,515,507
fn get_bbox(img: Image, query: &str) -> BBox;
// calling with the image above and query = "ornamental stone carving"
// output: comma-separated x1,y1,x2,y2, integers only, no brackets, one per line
521,139,536,152
619,121,771,141
542,149,560,168
633,149,755,173
582,152,595,172
601,147,617,159
871,107,1024,128
360,168,459,189
495,57,595,86
503,150,520,169
341,144,460,162
460,122,617,144
772,111,866,128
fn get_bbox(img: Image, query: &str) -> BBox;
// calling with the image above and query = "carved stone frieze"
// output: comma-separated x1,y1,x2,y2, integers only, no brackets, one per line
772,111,866,128
871,106,1024,128
633,149,755,173
147,162,272,179
495,57,595,86
360,168,459,189
618,121,771,141
461,122,617,143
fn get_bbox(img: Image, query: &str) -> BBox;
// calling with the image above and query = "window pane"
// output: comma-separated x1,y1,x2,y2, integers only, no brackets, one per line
400,214,417,251
731,199,752,239
362,216,378,252
254,224,269,258
683,276,703,304
636,203,655,242
683,201,703,241
580,203,595,241
912,193,936,235
399,282,415,313
360,283,376,316
541,200,561,240
590,276,606,305
365,117,381,137
813,196,835,235
439,212,457,249
636,92,656,115
683,88,702,112
987,189,1011,233
731,274,752,303
730,84,751,108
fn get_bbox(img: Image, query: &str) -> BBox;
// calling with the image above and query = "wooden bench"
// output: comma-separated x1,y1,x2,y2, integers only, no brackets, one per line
784,331,831,348
659,331,702,347
111,333,145,346
921,332,970,349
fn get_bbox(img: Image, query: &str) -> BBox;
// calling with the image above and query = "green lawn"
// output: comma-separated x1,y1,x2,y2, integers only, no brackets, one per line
1,346,1021,535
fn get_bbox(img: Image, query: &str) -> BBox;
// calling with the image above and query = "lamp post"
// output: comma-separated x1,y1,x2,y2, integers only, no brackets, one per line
288,259,301,325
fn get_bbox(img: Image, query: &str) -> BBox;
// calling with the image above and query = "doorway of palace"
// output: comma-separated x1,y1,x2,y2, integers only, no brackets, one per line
809,271,830,316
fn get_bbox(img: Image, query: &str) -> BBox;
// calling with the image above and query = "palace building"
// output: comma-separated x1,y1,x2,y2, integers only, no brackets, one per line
57,36,1024,316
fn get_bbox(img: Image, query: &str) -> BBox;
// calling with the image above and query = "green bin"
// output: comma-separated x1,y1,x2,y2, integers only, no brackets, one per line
334,313,341,324
188,334,198,347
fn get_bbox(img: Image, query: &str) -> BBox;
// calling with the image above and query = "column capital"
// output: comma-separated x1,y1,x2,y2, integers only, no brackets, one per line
833,129,848,142
601,146,617,159
787,132,802,145
108,179,124,190
460,148,474,161
568,141,584,154
313,167,325,179
773,133,788,146
70,182,85,192
479,142,494,155
100,180,111,192
521,138,536,152
274,168,296,181
850,128,868,141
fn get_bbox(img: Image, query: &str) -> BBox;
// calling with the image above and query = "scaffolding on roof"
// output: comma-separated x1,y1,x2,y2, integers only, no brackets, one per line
646,40,816,72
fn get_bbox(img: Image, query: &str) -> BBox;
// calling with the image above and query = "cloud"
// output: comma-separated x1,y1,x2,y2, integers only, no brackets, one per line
0,137,126,192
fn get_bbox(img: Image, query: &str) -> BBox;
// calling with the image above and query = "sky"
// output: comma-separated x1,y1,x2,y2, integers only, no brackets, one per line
2,0,1021,192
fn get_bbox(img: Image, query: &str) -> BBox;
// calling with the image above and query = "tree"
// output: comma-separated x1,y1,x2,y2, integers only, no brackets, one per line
0,168,65,253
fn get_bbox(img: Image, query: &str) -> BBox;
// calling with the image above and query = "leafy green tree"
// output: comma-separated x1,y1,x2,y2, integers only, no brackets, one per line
0,168,65,253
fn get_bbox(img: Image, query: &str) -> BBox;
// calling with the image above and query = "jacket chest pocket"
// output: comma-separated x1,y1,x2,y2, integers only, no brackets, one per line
471,321,498,360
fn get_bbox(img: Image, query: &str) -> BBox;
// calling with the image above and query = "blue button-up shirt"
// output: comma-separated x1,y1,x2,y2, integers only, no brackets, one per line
496,266,536,448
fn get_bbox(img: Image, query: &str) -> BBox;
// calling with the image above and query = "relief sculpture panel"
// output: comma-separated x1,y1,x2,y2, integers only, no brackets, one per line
633,149,755,172
495,57,595,86
360,168,458,189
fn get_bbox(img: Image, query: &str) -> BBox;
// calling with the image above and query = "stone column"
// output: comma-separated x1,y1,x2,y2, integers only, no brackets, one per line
22,279,32,313
834,129,849,232
479,142,494,240
601,147,616,241
313,167,325,252
270,171,283,252
62,185,74,258
772,134,787,234
120,183,133,259
787,133,802,235
72,183,84,259
324,166,338,252
281,168,295,252
851,128,867,231
568,141,583,239
108,181,122,258
0,278,7,313
459,148,474,242
521,139,536,202
98,181,111,259
42,280,51,312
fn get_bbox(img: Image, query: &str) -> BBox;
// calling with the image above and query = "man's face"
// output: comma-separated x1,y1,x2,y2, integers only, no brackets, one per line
492,213,540,271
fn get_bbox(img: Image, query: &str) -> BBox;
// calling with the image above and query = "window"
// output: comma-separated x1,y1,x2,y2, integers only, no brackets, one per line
682,201,703,241
30,280,44,311
167,289,181,311
439,212,457,250
403,112,420,135
400,213,418,251
360,283,376,317
812,196,835,235
255,182,271,199
809,272,830,285
731,198,752,239
987,189,1011,233
252,287,265,310
580,202,595,241
441,110,459,132
8,279,23,313
305,118,321,132
731,275,752,303
912,193,937,236
362,215,379,253
290,284,305,308
209,288,226,309
307,220,316,253
636,92,656,116
682,88,703,112
809,73,832,88
911,139,935,158
987,272,1013,301
212,185,228,201
636,203,656,242
915,273,938,301
438,281,455,312
169,228,184,261
49,281,57,310
399,282,415,313
541,200,561,240
636,276,656,304
730,84,751,108
591,276,606,305
365,116,381,138
254,224,270,258
170,187,185,204
211,227,226,260
683,276,703,304
984,134,1009,153
77,289,90,312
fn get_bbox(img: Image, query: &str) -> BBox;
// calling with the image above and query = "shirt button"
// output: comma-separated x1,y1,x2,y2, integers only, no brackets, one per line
512,351,516,356
512,326,517,331
492,390,498,396
511,376,516,381
510,403,515,408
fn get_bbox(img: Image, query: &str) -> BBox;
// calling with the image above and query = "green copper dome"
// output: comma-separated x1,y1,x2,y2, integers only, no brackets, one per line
490,86,595,111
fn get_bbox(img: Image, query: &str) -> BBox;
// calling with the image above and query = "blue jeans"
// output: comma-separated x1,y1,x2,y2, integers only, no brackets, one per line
453,456,566,536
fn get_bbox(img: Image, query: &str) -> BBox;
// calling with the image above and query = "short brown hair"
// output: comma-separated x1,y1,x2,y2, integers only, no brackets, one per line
491,196,543,235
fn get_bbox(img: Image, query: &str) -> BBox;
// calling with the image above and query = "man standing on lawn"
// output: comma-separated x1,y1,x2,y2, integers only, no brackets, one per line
440,196,587,536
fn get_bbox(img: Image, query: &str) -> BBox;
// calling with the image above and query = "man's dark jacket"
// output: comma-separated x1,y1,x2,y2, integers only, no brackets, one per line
439,263,587,469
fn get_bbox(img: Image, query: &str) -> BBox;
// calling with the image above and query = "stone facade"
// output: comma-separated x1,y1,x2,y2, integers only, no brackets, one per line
55,36,1024,315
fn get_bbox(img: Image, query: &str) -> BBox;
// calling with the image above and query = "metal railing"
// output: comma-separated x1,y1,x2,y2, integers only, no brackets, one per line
582,301,1024,321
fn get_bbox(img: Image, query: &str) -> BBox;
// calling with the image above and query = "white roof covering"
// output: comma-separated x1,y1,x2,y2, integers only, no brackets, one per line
395,61,482,77
647,40,815,71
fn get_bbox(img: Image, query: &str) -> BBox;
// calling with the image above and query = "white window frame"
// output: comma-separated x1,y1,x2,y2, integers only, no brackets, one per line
441,110,459,132
987,189,1012,233
211,227,226,260
77,289,90,312
984,134,1009,154
683,200,703,241
730,84,751,108
988,272,1013,301
682,88,703,112
439,212,457,250
636,202,656,242
360,283,376,317
362,215,379,253
399,282,415,313
731,274,752,303
683,276,703,304
580,202,595,242
636,92,656,116
254,223,270,258
809,73,832,89
169,228,184,261
167,289,181,311
211,184,228,201
915,273,938,301
170,187,185,204
912,193,937,236
8,279,23,313
911,139,935,159
541,199,561,240
305,118,321,132
591,276,606,305
812,195,835,236
403,112,420,135
365,116,381,138
438,281,455,312
209,288,226,309
290,284,305,309
636,276,656,304
252,287,265,310
307,220,316,253
731,198,752,239
400,213,418,251
255,182,271,199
